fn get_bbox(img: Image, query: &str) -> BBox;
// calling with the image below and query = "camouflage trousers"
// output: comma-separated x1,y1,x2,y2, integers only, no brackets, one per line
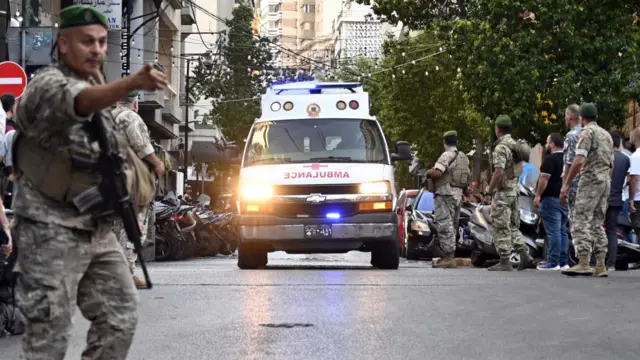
434,194,461,254
567,176,580,221
572,179,609,258
491,190,527,258
113,203,152,274
13,217,139,360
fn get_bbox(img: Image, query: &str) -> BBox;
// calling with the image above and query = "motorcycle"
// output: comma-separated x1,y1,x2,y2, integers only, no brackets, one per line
468,183,542,268
154,193,185,261
611,213,640,271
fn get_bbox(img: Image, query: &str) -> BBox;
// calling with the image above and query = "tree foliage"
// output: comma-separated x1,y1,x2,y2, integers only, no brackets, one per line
355,0,470,30
191,4,273,145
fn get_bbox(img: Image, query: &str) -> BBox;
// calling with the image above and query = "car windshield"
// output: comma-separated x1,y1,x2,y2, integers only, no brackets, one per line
243,119,388,166
406,195,417,207
519,162,539,191
415,191,434,213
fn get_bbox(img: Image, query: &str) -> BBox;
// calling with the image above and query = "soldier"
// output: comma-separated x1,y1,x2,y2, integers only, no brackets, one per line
427,130,470,268
10,5,166,359
486,115,537,271
112,90,165,289
563,104,583,219
560,103,613,277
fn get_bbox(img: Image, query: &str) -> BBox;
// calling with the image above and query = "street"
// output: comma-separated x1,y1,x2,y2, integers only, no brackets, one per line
1,252,639,360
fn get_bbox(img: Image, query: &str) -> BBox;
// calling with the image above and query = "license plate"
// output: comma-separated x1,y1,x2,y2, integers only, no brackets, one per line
304,225,332,239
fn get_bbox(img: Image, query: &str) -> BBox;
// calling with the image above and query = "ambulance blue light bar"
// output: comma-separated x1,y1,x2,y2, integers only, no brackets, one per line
269,82,362,94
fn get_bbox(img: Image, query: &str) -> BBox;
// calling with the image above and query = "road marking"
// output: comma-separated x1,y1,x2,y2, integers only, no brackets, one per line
0,78,23,85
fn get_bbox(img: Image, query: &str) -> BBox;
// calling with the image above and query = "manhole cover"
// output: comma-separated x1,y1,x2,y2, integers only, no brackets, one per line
260,323,315,328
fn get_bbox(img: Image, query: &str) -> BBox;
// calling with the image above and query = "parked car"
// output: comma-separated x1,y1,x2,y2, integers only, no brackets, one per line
404,189,436,260
395,189,419,255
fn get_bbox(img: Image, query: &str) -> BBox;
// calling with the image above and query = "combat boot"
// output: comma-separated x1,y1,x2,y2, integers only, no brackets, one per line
593,256,608,277
561,254,594,276
433,253,457,269
488,258,513,271
134,276,147,289
517,250,537,271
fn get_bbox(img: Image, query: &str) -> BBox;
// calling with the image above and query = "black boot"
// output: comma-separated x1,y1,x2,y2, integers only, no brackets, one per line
517,250,537,271
488,258,513,271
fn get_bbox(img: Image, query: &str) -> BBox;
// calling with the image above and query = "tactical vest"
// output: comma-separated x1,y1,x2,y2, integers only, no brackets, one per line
433,150,470,190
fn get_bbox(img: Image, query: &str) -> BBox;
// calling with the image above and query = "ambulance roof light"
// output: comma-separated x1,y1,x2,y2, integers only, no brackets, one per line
269,82,362,95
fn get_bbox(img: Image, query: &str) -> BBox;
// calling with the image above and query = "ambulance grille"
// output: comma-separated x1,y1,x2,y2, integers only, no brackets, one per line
273,184,360,196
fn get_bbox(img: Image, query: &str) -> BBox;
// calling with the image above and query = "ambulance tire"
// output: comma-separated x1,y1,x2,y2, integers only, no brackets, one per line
237,244,268,269
371,241,400,269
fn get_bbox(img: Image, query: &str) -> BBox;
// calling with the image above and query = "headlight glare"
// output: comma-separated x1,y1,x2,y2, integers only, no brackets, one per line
519,209,538,224
241,183,273,200
410,220,430,232
359,181,390,194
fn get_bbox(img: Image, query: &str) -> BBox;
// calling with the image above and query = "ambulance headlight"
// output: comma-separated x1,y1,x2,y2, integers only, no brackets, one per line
241,183,274,200
270,102,281,111
283,102,294,111
358,181,390,194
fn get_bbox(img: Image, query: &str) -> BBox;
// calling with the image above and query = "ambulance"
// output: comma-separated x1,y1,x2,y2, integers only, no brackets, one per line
235,82,413,269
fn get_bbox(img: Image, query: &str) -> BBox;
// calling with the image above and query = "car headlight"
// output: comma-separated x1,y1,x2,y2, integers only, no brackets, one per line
519,209,538,224
240,183,273,200
359,181,390,194
410,220,430,233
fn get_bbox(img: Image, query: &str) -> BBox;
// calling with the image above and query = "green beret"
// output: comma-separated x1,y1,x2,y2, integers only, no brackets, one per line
579,103,597,118
495,115,512,127
127,90,139,99
60,5,108,29
443,130,458,138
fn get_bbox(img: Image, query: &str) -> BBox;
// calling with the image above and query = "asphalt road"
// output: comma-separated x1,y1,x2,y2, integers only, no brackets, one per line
1,252,639,360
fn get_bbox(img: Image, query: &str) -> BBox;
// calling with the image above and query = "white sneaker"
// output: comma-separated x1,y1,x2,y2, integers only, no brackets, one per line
537,263,561,271
561,265,570,270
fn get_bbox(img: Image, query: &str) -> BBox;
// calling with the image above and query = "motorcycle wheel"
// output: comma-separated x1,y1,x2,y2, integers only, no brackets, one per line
405,238,420,261
154,233,173,262
470,250,487,268
615,258,629,271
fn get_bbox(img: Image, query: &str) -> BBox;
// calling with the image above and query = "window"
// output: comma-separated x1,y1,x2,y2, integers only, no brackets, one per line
302,22,314,31
244,119,388,166
415,191,434,213
268,5,276,12
268,21,276,28
302,4,315,12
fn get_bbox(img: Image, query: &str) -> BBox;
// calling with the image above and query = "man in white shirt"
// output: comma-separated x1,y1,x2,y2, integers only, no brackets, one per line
628,129,640,239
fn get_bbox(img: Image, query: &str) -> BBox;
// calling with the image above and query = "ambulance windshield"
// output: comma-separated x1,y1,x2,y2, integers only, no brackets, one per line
243,119,388,166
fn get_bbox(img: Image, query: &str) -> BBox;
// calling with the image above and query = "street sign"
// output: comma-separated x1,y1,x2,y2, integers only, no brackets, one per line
0,61,28,98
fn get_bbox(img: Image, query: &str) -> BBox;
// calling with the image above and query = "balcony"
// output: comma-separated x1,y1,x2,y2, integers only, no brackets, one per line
181,5,196,25
161,87,182,124
139,90,164,110
168,0,183,9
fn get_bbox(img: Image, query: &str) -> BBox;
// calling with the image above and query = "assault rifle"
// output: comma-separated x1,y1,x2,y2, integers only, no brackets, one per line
85,73,152,289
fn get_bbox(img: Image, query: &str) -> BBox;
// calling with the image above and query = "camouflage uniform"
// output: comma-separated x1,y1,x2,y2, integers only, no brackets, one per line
564,124,583,218
11,10,138,356
433,147,463,255
571,122,612,259
111,105,156,273
491,134,528,257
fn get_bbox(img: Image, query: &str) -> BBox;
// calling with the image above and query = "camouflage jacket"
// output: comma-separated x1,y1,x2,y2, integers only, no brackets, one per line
12,64,113,230
575,121,613,184
111,106,154,160
492,134,517,192
433,146,463,199
563,124,582,185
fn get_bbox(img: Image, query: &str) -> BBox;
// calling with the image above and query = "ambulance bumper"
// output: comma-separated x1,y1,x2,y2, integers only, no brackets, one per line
236,212,396,250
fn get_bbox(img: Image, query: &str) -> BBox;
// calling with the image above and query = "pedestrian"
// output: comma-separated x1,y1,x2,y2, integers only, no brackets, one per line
604,132,630,269
426,130,470,268
561,103,613,277
486,115,537,271
111,90,165,289
534,133,569,270
563,104,583,220
10,5,166,359
0,129,17,206
0,94,15,139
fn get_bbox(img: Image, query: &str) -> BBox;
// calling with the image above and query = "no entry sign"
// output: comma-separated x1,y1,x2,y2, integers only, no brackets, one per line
0,61,28,99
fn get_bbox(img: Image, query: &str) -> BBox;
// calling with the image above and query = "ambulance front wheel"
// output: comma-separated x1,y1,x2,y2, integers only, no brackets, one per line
238,243,268,269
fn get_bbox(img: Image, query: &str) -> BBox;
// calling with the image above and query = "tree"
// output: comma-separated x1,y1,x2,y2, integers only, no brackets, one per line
450,1,639,143
355,0,470,30
191,4,273,145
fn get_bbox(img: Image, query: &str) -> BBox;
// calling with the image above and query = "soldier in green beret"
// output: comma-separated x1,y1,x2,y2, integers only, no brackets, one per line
561,103,613,277
486,115,537,271
11,4,168,359
426,130,470,268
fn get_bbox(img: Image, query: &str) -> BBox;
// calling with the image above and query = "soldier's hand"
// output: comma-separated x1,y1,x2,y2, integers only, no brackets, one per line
132,63,168,91
1,227,12,256
154,162,166,177
560,186,568,205
631,202,637,214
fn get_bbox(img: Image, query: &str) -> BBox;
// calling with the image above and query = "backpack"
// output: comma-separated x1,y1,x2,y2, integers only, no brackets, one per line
511,139,531,163
449,151,471,189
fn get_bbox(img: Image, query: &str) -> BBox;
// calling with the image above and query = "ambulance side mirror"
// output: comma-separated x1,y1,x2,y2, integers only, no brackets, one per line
391,141,413,162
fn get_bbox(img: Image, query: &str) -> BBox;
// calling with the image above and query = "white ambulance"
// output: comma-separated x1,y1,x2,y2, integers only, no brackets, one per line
235,82,413,269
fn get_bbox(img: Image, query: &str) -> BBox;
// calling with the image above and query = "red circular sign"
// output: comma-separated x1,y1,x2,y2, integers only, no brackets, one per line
0,61,28,99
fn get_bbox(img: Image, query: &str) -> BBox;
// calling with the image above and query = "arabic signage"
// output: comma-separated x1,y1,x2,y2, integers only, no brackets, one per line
74,0,123,30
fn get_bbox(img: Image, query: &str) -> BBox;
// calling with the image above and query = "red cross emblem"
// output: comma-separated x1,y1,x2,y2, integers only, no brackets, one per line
304,164,328,170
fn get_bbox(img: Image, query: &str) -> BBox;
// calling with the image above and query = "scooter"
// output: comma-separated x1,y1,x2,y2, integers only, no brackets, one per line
468,183,541,268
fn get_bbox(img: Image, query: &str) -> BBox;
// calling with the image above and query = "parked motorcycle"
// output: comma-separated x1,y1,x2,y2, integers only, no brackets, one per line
154,194,184,261
611,213,640,271
468,183,542,268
